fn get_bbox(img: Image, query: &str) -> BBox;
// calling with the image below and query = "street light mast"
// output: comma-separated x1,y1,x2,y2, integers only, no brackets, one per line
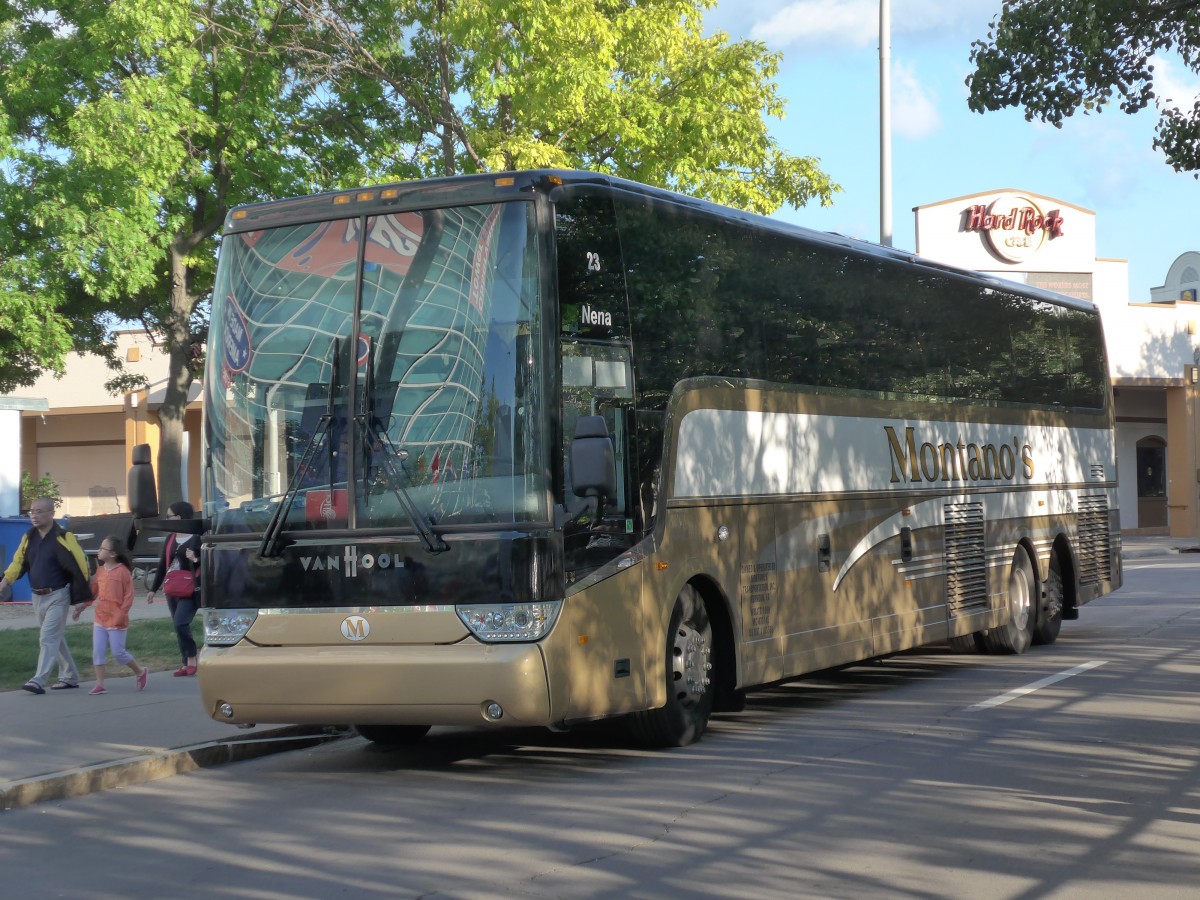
879,0,893,247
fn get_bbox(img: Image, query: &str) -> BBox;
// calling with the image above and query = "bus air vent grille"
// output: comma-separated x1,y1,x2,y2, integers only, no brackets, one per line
944,502,987,615
1077,494,1111,585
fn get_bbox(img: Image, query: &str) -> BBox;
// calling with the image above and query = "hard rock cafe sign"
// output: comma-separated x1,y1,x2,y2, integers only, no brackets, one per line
962,194,1064,264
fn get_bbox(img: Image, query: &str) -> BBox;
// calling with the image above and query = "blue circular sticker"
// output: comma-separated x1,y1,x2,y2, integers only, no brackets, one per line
223,294,252,374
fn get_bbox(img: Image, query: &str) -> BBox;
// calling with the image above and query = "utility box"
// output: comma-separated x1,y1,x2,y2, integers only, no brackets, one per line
0,516,31,602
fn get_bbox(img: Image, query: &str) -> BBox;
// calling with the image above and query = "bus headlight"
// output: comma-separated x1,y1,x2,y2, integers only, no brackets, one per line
204,608,258,646
456,600,562,642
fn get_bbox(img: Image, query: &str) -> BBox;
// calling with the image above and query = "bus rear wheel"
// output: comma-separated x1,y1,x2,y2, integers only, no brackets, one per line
629,585,715,748
1033,559,1064,645
947,632,983,654
354,724,431,745
983,550,1035,655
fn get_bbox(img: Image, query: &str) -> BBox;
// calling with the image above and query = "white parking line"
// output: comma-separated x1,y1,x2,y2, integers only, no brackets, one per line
964,660,1108,711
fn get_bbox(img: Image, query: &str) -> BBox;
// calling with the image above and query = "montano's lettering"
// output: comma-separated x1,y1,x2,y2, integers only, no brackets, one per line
885,426,1034,484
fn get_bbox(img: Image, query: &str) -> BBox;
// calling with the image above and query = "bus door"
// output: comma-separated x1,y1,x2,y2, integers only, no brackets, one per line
561,341,638,579
553,188,648,716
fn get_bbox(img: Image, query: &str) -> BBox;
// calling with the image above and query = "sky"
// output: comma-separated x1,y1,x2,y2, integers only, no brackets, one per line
705,0,1200,302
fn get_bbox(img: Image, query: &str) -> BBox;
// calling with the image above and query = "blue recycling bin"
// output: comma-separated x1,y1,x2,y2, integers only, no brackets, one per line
0,516,32,601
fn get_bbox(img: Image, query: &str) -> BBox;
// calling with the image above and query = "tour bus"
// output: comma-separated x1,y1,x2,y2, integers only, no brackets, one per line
131,169,1121,748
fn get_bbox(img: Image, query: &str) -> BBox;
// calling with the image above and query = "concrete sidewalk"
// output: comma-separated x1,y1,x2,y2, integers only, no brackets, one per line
0,587,347,810
1119,534,1199,558
0,673,346,810
0,534,1187,811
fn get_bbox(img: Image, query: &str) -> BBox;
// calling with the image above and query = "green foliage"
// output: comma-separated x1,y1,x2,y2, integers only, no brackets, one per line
19,472,61,513
313,0,839,213
967,0,1200,174
0,0,838,499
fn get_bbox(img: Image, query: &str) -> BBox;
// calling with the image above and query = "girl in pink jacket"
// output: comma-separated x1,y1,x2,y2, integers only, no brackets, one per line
74,535,148,695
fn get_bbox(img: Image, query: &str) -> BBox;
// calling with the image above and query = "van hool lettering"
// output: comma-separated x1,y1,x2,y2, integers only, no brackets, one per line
299,545,405,577
885,425,1034,484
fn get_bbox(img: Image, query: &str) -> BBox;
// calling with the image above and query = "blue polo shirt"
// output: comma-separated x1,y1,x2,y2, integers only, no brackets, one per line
27,529,71,591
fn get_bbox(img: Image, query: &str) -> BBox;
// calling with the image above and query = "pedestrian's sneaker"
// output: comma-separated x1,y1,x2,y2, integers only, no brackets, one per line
88,685,107,695
136,668,148,691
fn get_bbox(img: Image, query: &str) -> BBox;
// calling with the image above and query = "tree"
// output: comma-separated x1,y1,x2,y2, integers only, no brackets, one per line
0,1,357,504
1,0,837,506
966,0,1200,174
305,0,836,213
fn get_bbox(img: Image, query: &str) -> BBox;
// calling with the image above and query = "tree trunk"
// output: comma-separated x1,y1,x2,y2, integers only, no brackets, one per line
156,245,198,510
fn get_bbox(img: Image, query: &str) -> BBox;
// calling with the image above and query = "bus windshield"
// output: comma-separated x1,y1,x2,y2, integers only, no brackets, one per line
207,200,547,536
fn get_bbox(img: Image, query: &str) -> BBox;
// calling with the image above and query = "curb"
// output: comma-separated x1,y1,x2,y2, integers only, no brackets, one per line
1121,547,1192,559
0,725,350,811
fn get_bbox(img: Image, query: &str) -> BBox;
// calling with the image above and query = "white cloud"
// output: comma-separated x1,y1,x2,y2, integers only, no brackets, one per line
749,0,879,49
892,60,940,138
740,0,1001,51
1152,54,1200,111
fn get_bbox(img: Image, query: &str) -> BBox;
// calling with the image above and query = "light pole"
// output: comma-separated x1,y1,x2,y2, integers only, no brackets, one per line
879,0,892,247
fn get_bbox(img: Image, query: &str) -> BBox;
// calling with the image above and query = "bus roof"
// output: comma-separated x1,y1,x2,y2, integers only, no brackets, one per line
223,169,1099,315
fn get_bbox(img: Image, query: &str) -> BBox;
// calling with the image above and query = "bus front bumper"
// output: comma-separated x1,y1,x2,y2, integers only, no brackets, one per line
198,640,553,728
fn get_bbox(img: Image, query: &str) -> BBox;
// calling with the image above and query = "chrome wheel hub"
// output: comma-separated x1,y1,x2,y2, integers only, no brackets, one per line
671,621,712,705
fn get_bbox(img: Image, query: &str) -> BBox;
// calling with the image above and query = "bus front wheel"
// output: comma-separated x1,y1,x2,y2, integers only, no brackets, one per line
629,585,715,748
354,724,431,746
983,550,1036,654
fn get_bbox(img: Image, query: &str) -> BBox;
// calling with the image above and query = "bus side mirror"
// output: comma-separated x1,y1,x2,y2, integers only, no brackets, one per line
570,416,616,500
128,443,159,518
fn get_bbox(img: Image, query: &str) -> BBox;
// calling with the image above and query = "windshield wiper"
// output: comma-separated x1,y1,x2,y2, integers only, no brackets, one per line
372,438,450,554
360,337,449,554
258,339,342,558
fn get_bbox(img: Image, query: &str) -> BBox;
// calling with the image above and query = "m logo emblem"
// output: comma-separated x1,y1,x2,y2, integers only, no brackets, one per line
340,615,370,641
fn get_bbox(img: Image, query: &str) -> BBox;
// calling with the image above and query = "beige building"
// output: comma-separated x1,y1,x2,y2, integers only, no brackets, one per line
916,190,1199,538
0,329,201,517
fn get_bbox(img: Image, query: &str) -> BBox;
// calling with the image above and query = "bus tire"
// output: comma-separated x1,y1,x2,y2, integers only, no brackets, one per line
354,724,431,745
1033,558,1064,646
947,632,982,654
983,550,1035,655
628,585,715,748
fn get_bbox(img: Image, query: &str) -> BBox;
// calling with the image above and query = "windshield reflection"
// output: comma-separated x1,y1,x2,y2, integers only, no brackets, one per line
207,201,547,536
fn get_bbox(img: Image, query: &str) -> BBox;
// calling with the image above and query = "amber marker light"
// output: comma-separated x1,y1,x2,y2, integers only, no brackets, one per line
381,188,399,199
357,191,376,202
901,508,911,516
494,177,515,187
578,635,588,645
656,561,670,571
332,195,352,205
231,209,248,220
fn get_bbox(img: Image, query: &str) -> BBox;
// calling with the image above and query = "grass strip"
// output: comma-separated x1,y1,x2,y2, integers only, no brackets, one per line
0,618,199,691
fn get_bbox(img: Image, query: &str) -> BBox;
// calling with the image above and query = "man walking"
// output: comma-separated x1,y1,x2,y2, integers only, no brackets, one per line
0,497,91,694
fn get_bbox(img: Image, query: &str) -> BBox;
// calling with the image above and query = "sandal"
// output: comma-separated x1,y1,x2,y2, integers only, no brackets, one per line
22,681,45,695
50,681,79,690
